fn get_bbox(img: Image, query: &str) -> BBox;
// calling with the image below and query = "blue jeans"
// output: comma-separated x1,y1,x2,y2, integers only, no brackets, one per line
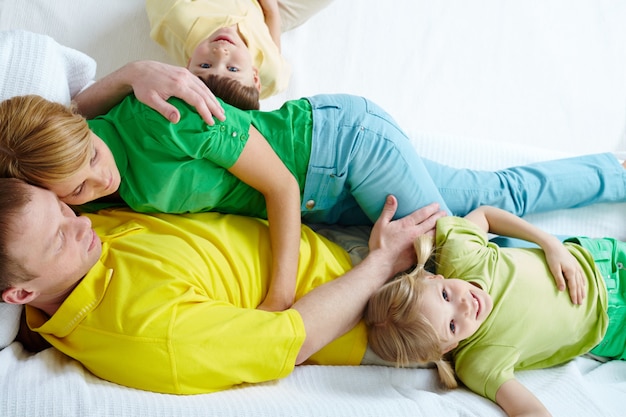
301,94,626,225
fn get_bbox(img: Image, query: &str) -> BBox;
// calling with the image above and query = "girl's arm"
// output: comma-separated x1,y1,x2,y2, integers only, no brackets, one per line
465,206,585,305
496,379,552,417
258,0,282,51
74,60,225,125
229,125,301,311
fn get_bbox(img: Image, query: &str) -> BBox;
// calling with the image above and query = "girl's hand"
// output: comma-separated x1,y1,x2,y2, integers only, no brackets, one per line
543,240,586,305
464,206,586,305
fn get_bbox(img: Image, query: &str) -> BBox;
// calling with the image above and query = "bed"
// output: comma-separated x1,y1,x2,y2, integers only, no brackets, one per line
1,0,625,416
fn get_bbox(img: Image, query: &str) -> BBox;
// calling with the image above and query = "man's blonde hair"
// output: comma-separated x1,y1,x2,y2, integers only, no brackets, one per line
364,234,458,389
0,95,91,187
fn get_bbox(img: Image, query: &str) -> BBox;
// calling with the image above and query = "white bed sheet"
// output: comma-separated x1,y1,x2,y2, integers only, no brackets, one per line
1,1,626,416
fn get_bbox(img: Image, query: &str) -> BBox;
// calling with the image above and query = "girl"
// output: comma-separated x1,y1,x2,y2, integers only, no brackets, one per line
1,93,625,313
365,205,623,417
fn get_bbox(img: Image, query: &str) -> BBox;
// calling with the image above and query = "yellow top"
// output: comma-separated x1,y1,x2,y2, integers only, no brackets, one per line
146,0,290,98
28,208,364,394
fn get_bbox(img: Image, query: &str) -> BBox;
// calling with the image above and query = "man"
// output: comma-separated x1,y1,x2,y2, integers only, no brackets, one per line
0,178,444,394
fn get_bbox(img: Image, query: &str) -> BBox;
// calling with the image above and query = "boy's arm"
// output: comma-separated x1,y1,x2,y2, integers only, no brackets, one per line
496,379,552,417
465,206,585,304
74,60,225,125
258,0,282,50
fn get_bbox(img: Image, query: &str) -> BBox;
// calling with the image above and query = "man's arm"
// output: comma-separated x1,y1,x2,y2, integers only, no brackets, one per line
73,60,225,125
292,197,445,363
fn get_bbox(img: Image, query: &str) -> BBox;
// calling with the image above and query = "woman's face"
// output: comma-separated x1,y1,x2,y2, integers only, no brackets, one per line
46,132,121,205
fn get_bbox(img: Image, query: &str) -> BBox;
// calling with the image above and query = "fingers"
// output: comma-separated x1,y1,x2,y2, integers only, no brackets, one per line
375,195,399,226
369,197,444,273
547,249,586,305
566,268,586,305
130,61,225,126
168,75,225,126
552,269,567,292
145,98,182,124
558,265,586,305
412,205,447,236
183,79,226,125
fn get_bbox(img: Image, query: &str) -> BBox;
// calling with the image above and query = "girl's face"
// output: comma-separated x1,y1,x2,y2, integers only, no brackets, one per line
420,275,493,353
46,132,121,205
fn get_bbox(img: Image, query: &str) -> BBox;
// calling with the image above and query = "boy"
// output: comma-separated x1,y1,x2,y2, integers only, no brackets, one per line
146,0,294,109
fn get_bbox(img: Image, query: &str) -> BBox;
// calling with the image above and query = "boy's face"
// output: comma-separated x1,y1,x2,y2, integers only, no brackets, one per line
188,26,261,92
46,132,121,206
420,275,493,353
3,185,101,305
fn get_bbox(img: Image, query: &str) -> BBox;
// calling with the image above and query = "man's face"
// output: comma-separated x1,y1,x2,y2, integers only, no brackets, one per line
7,186,101,303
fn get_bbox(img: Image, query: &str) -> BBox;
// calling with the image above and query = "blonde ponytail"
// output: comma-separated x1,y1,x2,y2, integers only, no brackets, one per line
434,359,458,389
365,234,459,389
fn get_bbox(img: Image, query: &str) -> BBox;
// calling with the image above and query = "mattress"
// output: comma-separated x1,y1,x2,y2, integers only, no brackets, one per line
0,0,625,416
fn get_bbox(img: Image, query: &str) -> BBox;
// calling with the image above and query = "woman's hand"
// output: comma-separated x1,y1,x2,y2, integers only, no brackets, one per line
129,61,225,125
74,60,225,125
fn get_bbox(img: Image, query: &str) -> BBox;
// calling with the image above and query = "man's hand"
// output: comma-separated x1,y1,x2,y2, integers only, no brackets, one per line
369,196,446,275
292,196,446,364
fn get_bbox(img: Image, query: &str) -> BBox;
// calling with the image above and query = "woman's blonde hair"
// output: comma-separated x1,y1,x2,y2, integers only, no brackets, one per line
364,234,458,389
0,95,91,187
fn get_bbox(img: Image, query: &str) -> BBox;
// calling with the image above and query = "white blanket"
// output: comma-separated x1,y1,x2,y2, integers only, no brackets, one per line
1,1,625,416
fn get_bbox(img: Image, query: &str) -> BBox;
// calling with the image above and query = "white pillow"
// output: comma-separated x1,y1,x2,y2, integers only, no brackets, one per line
0,29,96,349
0,304,22,350
0,29,96,103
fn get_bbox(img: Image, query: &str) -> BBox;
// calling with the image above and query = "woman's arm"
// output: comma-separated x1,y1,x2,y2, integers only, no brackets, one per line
229,125,301,311
465,206,585,304
73,60,225,125
496,379,552,417
258,0,282,51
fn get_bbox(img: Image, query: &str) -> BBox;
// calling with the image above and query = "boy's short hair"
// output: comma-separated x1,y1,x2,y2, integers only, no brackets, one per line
202,74,260,110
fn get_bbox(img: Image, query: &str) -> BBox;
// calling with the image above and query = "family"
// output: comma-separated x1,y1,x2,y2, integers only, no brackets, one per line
0,1,624,417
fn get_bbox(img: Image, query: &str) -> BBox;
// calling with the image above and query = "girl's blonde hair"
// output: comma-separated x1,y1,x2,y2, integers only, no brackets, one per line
364,234,457,389
0,95,91,187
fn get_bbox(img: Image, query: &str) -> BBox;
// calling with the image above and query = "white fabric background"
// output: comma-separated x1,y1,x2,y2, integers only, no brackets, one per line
0,0,625,416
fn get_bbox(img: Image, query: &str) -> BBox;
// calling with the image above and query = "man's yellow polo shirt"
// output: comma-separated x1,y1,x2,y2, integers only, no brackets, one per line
27,209,363,394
